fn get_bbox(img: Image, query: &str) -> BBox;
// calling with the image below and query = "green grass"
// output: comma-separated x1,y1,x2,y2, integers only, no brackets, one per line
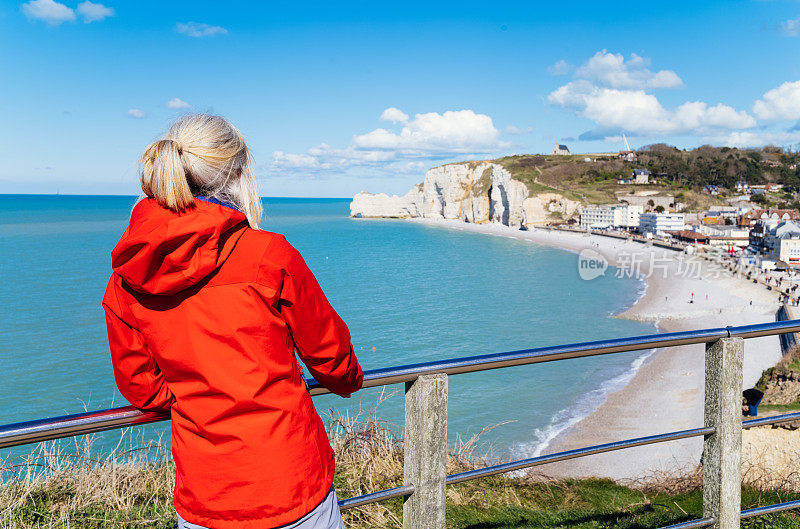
444,479,800,529
473,166,494,197
758,402,800,413
8,473,800,529
489,153,734,208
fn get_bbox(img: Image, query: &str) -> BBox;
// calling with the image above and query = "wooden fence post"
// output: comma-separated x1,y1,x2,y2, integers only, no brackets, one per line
403,373,448,529
703,337,743,529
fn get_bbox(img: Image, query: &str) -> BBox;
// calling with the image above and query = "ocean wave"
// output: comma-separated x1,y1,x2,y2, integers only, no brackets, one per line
511,346,657,459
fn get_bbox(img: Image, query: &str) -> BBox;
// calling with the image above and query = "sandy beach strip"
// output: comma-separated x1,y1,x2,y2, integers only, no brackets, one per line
408,218,784,480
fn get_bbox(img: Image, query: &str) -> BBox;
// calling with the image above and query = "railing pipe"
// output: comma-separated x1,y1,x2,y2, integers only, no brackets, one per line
4,321,800,450
0,407,166,450
310,320,800,395
446,427,714,485
309,326,733,395
742,412,800,429
658,517,715,529
740,500,800,519
728,320,800,339
337,484,414,511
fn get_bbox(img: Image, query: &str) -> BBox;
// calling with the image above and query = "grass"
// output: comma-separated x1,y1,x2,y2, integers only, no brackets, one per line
3,399,800,528
489,154,732,210
756,345,800,398
472,166,493,197
759,403,800,413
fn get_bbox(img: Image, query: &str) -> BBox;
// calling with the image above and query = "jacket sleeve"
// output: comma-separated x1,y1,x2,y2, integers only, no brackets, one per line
276,238,364,397
103,280,175,412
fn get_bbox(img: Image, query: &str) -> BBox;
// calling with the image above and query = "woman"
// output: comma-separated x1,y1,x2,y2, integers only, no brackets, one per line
103,114,363,529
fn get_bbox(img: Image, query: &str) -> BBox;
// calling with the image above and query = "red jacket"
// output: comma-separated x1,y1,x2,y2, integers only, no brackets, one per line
103,197,363,528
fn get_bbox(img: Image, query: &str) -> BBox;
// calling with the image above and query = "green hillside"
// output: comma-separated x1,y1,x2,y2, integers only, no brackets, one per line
491,144,800,208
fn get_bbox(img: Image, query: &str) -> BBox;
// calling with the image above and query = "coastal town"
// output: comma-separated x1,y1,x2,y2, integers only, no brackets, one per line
555,142,800,304
576,170,800,273
576,191,800,271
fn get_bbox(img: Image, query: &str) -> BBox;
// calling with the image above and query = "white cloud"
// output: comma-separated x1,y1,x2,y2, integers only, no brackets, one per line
380,107,409,124
505,125,533,135
175,22,228,38
167,97,191,109
753,80,800,121
549,80,755,137
574,50,683,90
21,0,75,25
353,110,502,153
76,1,113,23
308,143,398,165
271,109,507,175
126,109,146,119
780,17,800,37
547,59,572,76
272,151,320,169
714,130,800,148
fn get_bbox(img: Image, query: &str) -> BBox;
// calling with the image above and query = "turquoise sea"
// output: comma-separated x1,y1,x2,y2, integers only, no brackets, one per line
0,195,657,459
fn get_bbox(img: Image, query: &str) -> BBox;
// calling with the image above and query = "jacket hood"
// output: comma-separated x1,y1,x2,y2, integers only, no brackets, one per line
111,198,248,295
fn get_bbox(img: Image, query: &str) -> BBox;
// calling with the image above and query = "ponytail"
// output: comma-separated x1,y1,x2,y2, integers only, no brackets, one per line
138,114,263,228
139,138,194,211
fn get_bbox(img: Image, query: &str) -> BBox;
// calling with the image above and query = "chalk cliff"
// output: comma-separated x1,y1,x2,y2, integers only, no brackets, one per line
350,162,580,228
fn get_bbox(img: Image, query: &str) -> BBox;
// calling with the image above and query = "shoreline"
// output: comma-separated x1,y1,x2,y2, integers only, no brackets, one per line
405,218,783,480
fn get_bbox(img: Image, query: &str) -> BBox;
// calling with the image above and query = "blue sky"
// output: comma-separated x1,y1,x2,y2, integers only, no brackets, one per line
2,0,800,197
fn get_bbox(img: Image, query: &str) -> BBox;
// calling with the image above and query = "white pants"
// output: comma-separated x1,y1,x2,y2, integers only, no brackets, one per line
177,486,345,529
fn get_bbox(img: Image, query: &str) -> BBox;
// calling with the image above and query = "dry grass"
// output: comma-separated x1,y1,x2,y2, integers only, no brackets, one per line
326,390,404,527
626,464,704,495
774,345,800,374
0,430,174,528
0,394,505,529
624,423,800,497
325,391,520,527
3,402,800,528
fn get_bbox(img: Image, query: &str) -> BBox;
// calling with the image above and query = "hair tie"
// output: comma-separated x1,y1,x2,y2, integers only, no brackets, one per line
169,138,184,155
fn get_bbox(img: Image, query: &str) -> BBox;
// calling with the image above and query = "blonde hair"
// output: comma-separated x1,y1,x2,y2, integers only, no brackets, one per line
139,114,263,228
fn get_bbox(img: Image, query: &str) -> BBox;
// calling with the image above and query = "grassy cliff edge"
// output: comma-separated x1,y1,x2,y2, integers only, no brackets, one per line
3,404,800,528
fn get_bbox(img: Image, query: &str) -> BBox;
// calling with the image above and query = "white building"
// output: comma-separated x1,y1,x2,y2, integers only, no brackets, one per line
639,212,686,236
617,204,644,228
580,204,643,230
633,169,650,185
697,224,751,248
618,194,674,210
580,205,614,229
764,221,800,267
699,224,751,238
553,142,570,155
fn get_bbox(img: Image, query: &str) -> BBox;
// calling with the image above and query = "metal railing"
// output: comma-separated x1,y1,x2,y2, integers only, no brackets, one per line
3,320,800,528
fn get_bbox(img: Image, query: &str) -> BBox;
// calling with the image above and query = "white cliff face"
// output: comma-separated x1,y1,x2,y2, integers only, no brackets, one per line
350,163,580,228
350,187,422,218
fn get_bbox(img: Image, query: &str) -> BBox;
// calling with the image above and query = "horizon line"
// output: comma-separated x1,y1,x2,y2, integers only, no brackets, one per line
0,193,353,200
